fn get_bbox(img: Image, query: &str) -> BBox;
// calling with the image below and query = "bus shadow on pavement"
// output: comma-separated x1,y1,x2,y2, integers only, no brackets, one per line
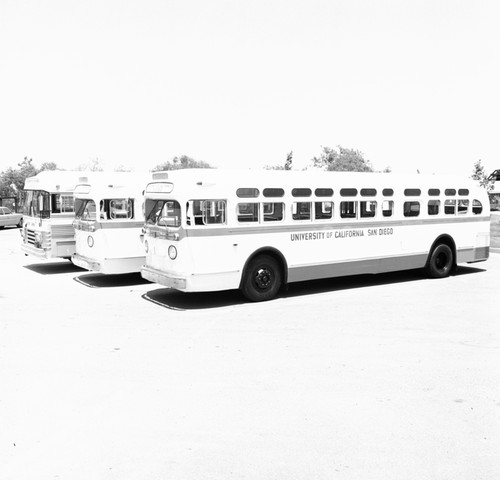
141,265,486,310
24,262,85,275
74,272,151,288
282,265,486,299
142,289,246,310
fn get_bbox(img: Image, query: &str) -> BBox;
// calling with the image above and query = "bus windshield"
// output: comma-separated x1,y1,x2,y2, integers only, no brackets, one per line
145,199,181,227
22,190,51,218
74,199,97,221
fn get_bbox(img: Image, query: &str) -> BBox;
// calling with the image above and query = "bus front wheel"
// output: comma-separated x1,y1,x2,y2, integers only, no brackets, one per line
425,243,454,278
241,254,282,302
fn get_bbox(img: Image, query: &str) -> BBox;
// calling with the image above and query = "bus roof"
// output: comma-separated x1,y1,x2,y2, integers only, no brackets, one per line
23,170,85,193
145,168,483,194
74,171,151,198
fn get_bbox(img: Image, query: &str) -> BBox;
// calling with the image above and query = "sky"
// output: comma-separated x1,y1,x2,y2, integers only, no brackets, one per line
1,0,499,176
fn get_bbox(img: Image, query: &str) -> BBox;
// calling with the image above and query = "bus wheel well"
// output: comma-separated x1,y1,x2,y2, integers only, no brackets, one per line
426,235,457,278
240,248,288,289
429,235,457,262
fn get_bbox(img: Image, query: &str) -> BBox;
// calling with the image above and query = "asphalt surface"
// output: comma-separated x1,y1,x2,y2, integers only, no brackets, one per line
1,225,499,480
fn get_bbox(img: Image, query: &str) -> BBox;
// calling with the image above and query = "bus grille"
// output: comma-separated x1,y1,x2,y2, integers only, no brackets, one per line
25,228,52,249
25,228,37,246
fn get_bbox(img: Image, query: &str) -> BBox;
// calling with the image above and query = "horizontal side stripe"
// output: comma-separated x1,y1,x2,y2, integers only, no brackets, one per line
180,215,490,239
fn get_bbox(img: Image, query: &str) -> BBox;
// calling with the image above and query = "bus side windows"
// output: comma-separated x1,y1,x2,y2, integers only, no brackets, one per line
292,202,311,221
382,200,393,217
61,195,75,213
360,200,376,218
192,201,204,225
314,201,333,220
264,202,284,222
458,199,469,214
202,200,226,225
51,194,74,214
428,200,440,215
110,199,133,219
187,200,225,225
340,201,357,219
51,194,61,214
404,201,420,217
472,200,483,215
237,203,259,223
444,199,456,215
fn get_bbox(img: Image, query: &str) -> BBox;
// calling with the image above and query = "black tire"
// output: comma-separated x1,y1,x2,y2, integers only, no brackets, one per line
17,218,23,228
241,254,282,302
425,243,454,278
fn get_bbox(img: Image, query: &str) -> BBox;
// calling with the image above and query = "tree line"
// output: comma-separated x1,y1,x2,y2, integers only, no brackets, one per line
0,149,495,200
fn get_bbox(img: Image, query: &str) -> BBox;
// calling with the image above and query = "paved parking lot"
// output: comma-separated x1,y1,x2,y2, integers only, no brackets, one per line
1,226,499,480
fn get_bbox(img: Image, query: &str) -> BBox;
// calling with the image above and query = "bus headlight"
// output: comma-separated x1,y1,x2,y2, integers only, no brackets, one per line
87,235,94,247
168,245,177,260
34,232,43,248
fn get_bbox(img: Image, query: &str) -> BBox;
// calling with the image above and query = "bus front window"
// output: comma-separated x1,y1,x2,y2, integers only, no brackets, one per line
23,190,50,217
146,199,181,227
75,199,97,221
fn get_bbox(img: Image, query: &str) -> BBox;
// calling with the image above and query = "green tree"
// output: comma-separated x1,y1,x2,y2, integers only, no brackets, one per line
76,157,104,172
114,164,132,172
311,146,373,172
153,155,212,171
0,158,64,197
265,151,294,171
471,159,493,190
39,162,59,171
0,157,39,196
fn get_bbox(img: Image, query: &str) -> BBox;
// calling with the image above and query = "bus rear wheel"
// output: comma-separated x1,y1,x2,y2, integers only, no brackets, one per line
425,243,454,278
241,254,282,302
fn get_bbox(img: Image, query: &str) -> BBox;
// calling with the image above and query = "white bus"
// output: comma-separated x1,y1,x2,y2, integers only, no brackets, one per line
72,172,148,274
140,169,490,301
21,170,81,260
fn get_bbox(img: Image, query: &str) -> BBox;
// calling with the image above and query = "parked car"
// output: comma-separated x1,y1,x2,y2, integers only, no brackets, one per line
0,206,23,229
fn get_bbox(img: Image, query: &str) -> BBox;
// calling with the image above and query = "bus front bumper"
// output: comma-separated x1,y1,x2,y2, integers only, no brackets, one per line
141,265,187,289
72,253,102,272
21,243,50,260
